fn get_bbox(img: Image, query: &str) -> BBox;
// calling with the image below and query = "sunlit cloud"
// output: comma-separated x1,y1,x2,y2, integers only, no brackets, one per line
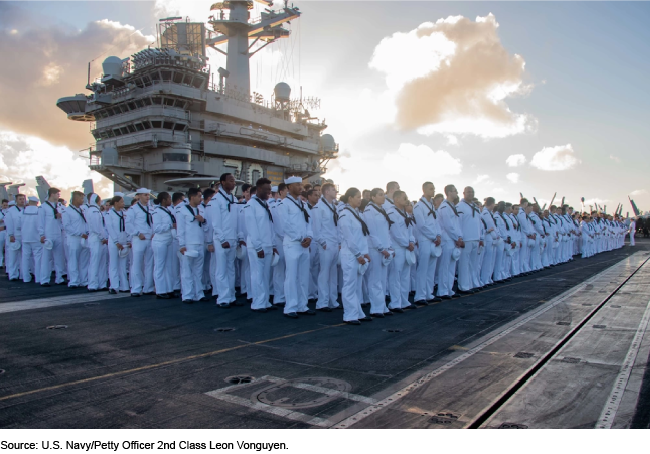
530,144,580,171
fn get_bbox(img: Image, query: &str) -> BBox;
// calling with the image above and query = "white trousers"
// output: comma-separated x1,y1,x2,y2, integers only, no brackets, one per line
130,236,154,294
388,248,411,309
152,240,175,294
367,248,389,314
171,239,181,291
108,242,129,291
272,238,286,303
22,241,42,283
88,236,108,290
40,236,65,285
415,239,438,302
630,231,635,246
458,240,478,291
437,241,457,296
215,241,237,304
316,242,339,309
66,236,87,286
180,245,204,301
0,231,5,267
340,249,366,322
248,246,272,310
519,240,531,273
283,241,310,314
239,247,251,298
6,235,22,280
308,245,319,299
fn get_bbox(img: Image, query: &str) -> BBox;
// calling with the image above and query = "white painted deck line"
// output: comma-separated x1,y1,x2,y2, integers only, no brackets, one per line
0,292,130,314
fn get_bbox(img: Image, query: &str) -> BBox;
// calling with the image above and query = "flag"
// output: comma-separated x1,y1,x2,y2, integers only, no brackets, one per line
629,196,640,217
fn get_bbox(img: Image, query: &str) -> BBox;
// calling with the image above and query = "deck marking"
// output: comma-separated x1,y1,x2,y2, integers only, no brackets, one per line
0,324,344,403
596,297,650,429
0,292,130,314
330,253,644,429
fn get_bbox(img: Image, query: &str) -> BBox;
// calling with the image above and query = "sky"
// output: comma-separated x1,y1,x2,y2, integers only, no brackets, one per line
0,0,648,215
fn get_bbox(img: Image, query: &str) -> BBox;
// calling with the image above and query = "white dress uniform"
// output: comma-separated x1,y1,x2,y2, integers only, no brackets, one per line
580,219,591,258
62,204,89,287
529,211,544,271
211,189,239,306
244,195,276,310
506,212,521,276
280,194,313,315
21,204,42,283
86,196,109,290
171,202,183,293
494,210,513,280
457,199,481,292
363,202,392,314
126,201,155,295
437,199,463,297
306,203,320,301
338,205,369,322
386,206,415,309
4,205,24,280
177,203,207,302
237,201,251,300
313,197,341,310
37,201,65,285
480,207,499,286
413,197,441,303
152,205,176,295
0,208,5,268
106,208,129,292
201,201,216,294
271,199,286,304
541,216,552,268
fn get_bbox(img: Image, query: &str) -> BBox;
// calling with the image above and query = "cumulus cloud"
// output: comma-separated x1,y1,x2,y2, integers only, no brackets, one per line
369,14,535,139
630,189,647,196
609,154,621,163
474,174,490,184
0,3,154,149
530,144,580,171
506,172,519,183
506,153,526,167
0,131,112,199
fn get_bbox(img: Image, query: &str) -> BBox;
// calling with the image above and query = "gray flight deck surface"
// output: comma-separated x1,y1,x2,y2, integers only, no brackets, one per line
1,240,650,429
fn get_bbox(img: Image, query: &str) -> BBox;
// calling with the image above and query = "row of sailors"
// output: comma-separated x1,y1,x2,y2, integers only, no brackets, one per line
1,180,631,325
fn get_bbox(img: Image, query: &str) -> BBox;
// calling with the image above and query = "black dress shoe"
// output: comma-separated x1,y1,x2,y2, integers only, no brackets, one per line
370,313,384,318
345,320,361,325
451,294,461,299
182,299,193,304
199,296,209,302
308,298,317,304
143,292,155,296
88,289,98,293
99,287,109,291
299,309,316,315
157,294,170,299
266,305,279,311
131,293,141,297
119,290,130,293
247,298,253,304
384,311,394,316
457,290,473,295
317,307,332,312
69,285,79,288
234,300,245,306
41,283,50,287
403,304,416,310
414,300,428,306
390,308,404,313
284,312,299,319
361,302,370,307
108,289,117,294
274,302,286,307
9,278,19,282
427,297,443,303
360,316,372,322
251,308,267,313
440,295,452,300
56,281,67,285
218,303,231,308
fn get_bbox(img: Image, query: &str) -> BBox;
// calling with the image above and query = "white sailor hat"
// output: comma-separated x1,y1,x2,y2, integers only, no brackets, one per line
135,188,151,194
477,245,484,256
119,246,130,258
405,249,417,266
235,245,246,260
431,244,442,258
451,247,461,261
505,244,515,257
28,196,39,202
271,251,280,267
284,176,302,185
114,192,125,197
271,186,279,192
43,239,54,250
382,248,394,266
184,249,199,258
10,241,21,251
358,260,369,275
8,200,15,206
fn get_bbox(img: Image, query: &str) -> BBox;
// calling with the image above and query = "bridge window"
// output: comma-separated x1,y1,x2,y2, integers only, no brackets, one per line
163,153,189,162
151,121,162,128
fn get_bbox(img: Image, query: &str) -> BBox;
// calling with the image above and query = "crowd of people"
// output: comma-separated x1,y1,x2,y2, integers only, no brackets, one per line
0,176,636,325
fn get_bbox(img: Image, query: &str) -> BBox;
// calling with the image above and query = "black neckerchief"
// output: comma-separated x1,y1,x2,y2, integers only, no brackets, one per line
420,197,437,219
394,207,413,228
218,189,235,212
89,205,105,226
185,204,203,226
481,217,487,230
14,206,22,212
45,201,58,219
70,205,86,222
343,206,369,236
254,197,273,222
320,197,339,226
137,202,151,226
367,202,394,229
112,209,125,232
498,212,510,231
159,206,176,224
307,203,313,210
526,213,535,224
386,198,394,206
447,201,459,217
462,200,478,217
285,195,309,223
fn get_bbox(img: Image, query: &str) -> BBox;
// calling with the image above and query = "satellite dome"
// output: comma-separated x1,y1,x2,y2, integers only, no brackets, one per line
102,56,123,78
274,82,291,102
320,134,336,152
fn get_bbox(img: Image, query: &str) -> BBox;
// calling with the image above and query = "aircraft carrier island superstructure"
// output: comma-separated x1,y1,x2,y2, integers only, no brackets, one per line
56,0,338,193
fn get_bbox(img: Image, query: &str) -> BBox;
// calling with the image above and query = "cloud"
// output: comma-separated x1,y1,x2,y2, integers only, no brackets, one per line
506,153,526,167
474,174,490,184
609,154,621,163
530,144,580,171
369,14,535,139
506,172,519,183
630,189,647,196
446,135,459,146
0,3,154,150
0,130,112,199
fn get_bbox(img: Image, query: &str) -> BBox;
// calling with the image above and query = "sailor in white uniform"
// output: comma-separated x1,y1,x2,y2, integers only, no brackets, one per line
313,183,341,311
386,191,416,311
0,201,6,270
271,183,288,306
457,187,482,293
280,176,315,318
86,194,108,291
362,188,393,316
413,182,442,304
338,188,371,325
21,196,42,283
62,191,89,288
244,178,278,312
170,193,185,296
211,173,240,308
37,188,65,286
237,184,253,302
177,187,209,303
480,197,499,286
201,189,217,295
437,185,464,299
105,195,130,294
126,188,155,296
4,196,25,281
151,192,176,299
305,189,321,302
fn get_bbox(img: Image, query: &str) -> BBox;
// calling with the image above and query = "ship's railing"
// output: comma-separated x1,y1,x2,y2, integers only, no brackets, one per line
289,163,325,174
95,105,189,129
89,152,143,170
112,81,208,102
